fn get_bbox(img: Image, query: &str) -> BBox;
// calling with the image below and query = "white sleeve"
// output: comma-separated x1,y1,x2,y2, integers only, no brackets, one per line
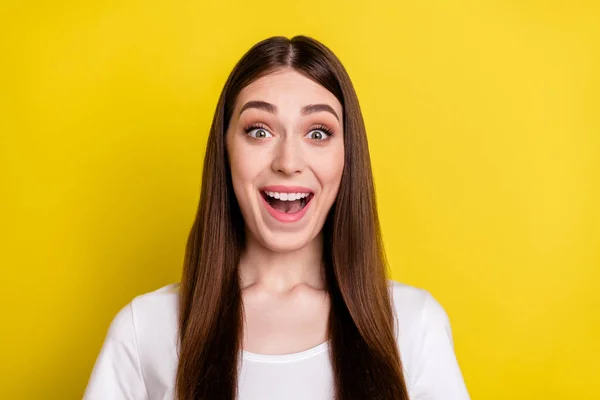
83,302,149,400
410,290,470,400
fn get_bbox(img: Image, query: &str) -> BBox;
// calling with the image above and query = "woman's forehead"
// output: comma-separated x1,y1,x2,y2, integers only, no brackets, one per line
234,69,343,118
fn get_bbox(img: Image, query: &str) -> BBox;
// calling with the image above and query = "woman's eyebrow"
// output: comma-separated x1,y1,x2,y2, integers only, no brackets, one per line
239,100,340,122
301,104,339,122
240,100,276,115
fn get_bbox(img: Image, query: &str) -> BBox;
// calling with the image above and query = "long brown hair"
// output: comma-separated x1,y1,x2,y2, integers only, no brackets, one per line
176,35,409,400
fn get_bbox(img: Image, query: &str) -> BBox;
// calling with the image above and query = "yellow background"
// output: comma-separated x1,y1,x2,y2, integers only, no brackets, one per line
1,0,599,398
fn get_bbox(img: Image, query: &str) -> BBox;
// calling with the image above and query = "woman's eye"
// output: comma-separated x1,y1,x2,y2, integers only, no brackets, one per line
305,129,330,141
247,128,273,139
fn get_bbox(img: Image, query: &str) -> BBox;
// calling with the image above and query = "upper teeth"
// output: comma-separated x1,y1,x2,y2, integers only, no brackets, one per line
264,191,311,201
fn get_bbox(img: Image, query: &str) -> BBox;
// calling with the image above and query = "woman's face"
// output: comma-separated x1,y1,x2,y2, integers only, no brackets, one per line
226,68,345,252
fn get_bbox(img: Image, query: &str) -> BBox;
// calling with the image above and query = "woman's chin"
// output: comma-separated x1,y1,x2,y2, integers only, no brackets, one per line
256,230,315,253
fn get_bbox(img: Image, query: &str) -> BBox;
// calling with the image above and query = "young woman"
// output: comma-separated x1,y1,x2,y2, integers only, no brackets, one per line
83,35,470,400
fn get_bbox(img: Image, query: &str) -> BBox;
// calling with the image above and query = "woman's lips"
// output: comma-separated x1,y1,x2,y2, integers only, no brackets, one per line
258,187,314,223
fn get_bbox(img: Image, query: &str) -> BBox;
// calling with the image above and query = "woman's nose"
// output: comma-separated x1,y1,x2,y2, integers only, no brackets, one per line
271,136,304,175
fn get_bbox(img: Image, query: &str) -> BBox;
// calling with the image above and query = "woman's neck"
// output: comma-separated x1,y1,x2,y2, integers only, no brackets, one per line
238,232,325,293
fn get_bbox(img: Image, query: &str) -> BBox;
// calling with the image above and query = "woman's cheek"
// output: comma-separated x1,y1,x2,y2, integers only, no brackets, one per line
316,145,345,186
229,137,263,179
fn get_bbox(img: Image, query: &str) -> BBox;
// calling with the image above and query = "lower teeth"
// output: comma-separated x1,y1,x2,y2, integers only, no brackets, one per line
264,193,310,213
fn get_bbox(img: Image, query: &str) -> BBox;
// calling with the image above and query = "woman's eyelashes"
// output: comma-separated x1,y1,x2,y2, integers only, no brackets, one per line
244,124,273,139
305,124,333,141
243,123,334,141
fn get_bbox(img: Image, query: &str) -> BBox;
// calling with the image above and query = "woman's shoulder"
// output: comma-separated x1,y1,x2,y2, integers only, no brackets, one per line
386,279,469,398
386,278,453,340
85,284,181,399
129,282,180,322
103,283,180,352
387,278,429,318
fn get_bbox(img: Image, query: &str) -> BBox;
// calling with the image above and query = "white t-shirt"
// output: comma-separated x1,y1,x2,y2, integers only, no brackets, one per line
83,280,470,400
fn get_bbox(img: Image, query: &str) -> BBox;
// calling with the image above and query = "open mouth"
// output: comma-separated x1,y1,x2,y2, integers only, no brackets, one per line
260,190,314,214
